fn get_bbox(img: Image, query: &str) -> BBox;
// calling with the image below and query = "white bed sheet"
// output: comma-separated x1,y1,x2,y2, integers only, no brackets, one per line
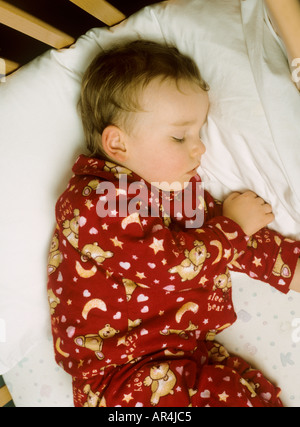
2,0,300,407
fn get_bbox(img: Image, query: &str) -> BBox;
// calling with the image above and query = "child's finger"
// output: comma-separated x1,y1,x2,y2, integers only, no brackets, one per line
225,191,241,202
263,203,273,213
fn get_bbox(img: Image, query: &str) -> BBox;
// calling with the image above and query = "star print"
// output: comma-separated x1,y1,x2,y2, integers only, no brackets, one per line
102,223,108,230
84,199,94,210
122,393,134,403
106,270,113,279
110,236,124,248
252,256,262,267
136,271,146,279
218,391,229,402
117,335,127,346
199,275,208,286
149,238,164,254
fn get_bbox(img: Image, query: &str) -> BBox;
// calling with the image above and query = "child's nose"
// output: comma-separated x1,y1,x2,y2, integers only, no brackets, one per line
199,139,206,155
190,139,206,158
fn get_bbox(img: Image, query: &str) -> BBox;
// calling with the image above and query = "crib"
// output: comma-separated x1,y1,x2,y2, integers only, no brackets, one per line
0,0,300,407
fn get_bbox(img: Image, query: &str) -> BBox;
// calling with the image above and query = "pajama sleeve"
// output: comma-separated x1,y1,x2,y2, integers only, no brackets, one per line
226,228,300,294
202,190,300,294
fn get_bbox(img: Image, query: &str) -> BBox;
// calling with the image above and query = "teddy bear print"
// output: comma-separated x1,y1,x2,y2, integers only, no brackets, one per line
82,384,107,407
81,242,114,265
74,324,119,360
47,233,63,275
82,179,100,197
239,377,258,398
143,362,177,406
272,248,291,279
122,278,149,301
47,289,60,315
213,269,232,294
83,384,101,407
160,320,198,339
168,240,210,281
208,342,230,363
103,161,133,178
62,208,80,249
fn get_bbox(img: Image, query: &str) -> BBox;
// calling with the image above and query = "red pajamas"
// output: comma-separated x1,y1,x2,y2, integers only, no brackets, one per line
47,155,300,407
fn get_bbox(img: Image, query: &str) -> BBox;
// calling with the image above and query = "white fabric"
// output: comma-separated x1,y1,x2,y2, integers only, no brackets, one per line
0,0,299,406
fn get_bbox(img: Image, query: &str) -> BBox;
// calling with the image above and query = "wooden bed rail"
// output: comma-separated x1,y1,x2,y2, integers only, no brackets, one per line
0,1,76,49
69,0,126,27
0,1,164,76
0,0,127,75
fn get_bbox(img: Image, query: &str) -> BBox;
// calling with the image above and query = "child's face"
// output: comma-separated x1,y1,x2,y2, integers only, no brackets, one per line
122,78,209,191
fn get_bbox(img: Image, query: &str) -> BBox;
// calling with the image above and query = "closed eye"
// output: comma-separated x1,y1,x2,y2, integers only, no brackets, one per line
172,136,185,143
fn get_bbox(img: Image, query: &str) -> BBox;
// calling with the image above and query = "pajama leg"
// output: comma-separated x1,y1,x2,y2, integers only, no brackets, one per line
73,347,283,407
193,342,283,407
73,357,199,407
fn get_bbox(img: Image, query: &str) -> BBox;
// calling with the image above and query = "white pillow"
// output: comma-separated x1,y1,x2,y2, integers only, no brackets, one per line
0,0,299,374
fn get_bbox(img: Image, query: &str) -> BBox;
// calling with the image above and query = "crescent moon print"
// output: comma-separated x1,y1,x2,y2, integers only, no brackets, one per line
55,337,70,358
75,261,97,278
215,223,238,241
82,298,107,320
210,240,223,265
121,213,142,230
175,302,199,323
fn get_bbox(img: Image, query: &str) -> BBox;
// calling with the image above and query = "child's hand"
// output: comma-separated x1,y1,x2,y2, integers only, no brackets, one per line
223,191,274,236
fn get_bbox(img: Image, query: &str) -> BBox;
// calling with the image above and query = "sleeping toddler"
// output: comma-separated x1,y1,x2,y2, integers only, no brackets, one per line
47,40,300,407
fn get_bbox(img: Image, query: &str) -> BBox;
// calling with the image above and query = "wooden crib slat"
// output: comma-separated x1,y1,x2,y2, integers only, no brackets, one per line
0,0,75,49
69,0,126,26
0,376,15,407
0,57,20,75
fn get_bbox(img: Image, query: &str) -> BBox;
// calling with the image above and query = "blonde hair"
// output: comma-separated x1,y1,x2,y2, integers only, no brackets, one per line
79,40,209,158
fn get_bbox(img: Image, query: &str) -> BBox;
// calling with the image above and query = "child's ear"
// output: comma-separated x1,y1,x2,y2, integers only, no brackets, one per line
101,125,128,162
